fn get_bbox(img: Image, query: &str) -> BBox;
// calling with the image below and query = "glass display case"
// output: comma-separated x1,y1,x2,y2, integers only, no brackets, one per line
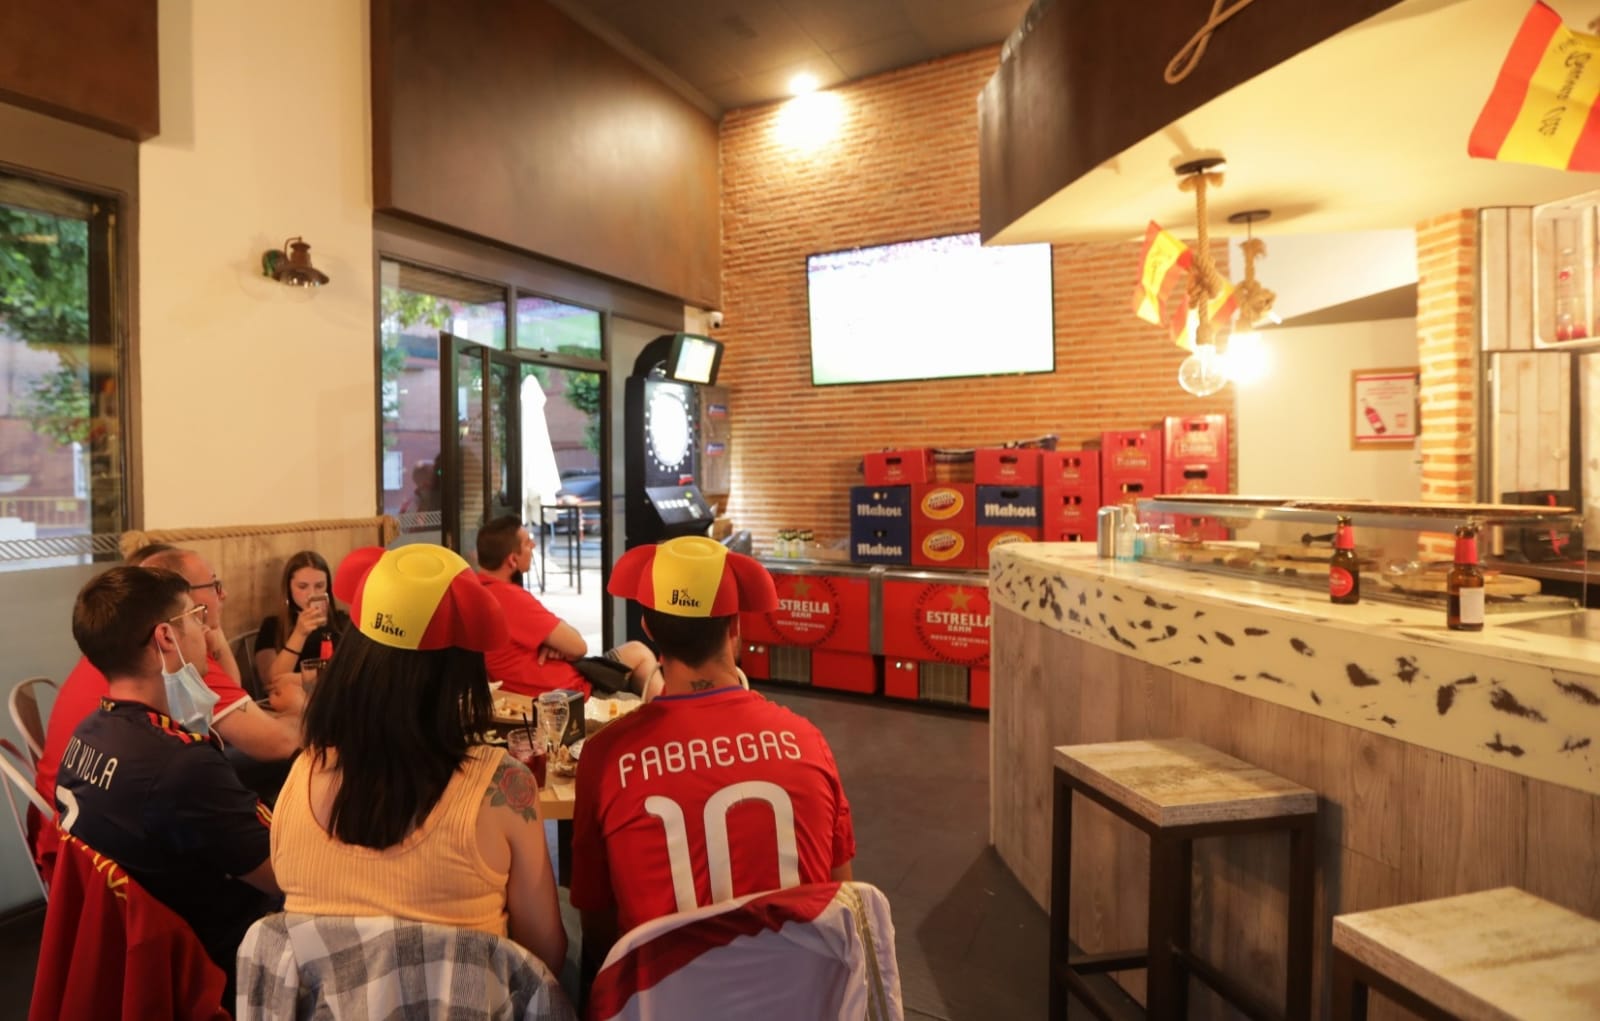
1133,496,1587,614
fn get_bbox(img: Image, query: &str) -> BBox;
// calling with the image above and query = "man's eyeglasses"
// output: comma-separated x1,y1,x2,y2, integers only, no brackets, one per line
190,578,225,596
168,604,208,626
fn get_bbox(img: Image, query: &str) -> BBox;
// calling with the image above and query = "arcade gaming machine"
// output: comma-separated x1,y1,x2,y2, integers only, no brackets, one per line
623,332,723,640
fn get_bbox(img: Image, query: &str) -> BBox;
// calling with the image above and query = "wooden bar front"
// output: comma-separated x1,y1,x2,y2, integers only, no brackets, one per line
989,546,1600,1019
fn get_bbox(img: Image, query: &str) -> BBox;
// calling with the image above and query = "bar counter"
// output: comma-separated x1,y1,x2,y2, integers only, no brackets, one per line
989,542,1600,1015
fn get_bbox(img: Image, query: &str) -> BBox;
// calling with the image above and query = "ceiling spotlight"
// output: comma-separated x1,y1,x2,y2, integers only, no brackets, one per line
789,73,819,95
261,236,330,288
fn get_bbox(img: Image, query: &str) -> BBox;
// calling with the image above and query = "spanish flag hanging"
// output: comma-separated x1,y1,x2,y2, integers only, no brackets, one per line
1131,222,1192,325
1469,2,1600,172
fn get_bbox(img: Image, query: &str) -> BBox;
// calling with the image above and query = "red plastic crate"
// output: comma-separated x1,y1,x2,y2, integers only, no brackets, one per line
974,448,1041,485
1162,461,1229,495
1039,450,1100,488
1101,429,1163,476
1041,484,1097,540
910,484,977,569
1163,414,1229,464
976,526,1039,567
863,449,934,485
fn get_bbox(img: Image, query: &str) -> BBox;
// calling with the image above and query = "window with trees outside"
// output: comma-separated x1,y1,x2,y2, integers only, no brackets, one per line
0,170,124,566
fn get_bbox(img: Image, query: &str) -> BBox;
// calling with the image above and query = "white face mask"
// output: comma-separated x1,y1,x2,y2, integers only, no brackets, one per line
159,629,218,736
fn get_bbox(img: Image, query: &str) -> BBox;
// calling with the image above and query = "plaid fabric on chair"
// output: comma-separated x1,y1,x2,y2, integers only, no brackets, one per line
236,913,575,1021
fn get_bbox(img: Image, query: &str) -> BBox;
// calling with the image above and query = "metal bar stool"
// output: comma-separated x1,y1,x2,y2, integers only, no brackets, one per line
1050,739,1318,1020
1331,887,1600,1020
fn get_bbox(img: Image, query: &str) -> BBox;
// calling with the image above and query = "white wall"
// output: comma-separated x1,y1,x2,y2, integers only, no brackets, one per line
1237,229,1417,321
140,0,374,526
1237,318,1421,500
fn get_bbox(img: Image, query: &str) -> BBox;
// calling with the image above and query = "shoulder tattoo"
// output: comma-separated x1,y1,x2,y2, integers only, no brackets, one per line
485,757,541,823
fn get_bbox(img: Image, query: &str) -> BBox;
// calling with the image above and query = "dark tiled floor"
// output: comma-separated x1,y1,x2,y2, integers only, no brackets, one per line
762,685,1049,1021
0,686,1051,1020
0,903,42,1021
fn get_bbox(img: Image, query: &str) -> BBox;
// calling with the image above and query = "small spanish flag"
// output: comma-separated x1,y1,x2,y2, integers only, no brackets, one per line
1469,2,1600,171
1131,222,1192,325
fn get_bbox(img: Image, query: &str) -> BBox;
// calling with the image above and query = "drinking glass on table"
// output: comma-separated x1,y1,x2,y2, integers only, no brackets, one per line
506,728,547,788
299,658,328,699
536,690,571,753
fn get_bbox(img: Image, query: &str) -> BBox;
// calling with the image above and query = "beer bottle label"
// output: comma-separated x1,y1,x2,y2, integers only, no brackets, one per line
1330,567,1355,598
1459,588,1485,625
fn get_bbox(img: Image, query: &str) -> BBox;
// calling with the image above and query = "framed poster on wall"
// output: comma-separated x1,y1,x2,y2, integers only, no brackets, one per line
1350,366,1419,449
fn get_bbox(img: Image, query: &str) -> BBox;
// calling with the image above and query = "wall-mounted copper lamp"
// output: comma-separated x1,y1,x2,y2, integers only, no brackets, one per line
261,236,330,287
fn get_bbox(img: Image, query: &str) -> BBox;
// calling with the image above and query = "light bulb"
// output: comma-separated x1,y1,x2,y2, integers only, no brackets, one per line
1178,343,1228,396
1223,331,1270,385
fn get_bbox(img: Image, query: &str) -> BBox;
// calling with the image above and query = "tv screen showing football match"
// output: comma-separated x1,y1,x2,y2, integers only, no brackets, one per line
806,232,1054,386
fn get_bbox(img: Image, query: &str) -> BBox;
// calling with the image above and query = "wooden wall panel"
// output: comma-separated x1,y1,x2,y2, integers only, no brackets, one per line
372,0,720,307
0,0,158,140
994,606,1600,1017
978,0,1402,239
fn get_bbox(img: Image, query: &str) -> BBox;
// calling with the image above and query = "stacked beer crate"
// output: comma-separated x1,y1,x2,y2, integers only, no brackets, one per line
1161,414,1230,540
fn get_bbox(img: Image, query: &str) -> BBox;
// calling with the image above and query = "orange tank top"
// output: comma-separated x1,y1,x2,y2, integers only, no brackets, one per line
271,744,509,935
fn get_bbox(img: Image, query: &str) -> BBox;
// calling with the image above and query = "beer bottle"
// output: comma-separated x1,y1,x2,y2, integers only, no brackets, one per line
1447,525,1485,631
1329,516,1360,604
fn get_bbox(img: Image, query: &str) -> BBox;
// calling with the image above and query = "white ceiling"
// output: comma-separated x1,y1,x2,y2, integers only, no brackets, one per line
990,0,1600,244
545,0,1031,115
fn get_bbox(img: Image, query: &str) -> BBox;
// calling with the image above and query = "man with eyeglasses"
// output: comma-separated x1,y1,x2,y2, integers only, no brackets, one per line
50,566,279,1010
33,546,301,855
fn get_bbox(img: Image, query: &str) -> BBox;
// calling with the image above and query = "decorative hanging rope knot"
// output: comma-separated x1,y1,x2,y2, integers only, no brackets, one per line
1166,0,1261,85
1235,236,1276,327
1179,169,1227,346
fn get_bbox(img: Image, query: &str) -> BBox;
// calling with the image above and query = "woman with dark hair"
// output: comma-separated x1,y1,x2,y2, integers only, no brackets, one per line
268,544,567,972
254,550,350,713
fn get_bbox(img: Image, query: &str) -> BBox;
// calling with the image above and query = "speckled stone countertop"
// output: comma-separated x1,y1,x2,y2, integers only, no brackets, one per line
991,543,1600,795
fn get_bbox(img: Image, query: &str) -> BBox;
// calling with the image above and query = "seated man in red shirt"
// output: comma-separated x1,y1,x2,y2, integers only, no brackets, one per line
475,515,656,698
571,535,856,977
33,545,301,869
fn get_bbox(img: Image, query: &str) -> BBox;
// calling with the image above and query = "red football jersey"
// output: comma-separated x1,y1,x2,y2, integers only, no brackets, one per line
571,687,855,934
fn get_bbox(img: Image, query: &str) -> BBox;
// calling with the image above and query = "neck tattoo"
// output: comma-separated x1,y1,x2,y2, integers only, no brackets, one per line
689,678,715,691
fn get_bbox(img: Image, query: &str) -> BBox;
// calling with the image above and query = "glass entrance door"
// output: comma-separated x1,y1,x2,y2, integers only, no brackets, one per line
441,334,521,560
440,335,609,646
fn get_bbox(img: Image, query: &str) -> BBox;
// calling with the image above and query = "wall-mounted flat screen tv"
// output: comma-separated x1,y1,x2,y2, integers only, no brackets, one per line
806,232,1054,386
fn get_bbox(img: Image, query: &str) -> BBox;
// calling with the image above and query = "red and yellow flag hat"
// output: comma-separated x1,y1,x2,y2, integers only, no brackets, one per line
334,544,508,652
608,536,777,617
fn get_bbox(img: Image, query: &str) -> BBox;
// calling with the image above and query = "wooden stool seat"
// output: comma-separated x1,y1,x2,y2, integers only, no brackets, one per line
1054,739,1317,827
1332,888,1600,1020
1050,739,1318,1020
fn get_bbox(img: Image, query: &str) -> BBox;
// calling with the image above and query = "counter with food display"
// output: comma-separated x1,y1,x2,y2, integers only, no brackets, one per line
988,501,1599,1014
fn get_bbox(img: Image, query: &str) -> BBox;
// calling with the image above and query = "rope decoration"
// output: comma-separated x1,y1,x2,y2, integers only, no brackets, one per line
1166,0,1260,84
1234,236,1277,328
1178,168,1227,347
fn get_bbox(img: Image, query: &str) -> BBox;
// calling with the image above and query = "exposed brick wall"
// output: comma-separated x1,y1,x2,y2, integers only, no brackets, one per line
718,48,1233,548
1416,211,1478,505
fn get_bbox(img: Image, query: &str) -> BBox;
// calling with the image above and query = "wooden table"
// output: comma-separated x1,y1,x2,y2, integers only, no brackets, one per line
540,770,575,821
